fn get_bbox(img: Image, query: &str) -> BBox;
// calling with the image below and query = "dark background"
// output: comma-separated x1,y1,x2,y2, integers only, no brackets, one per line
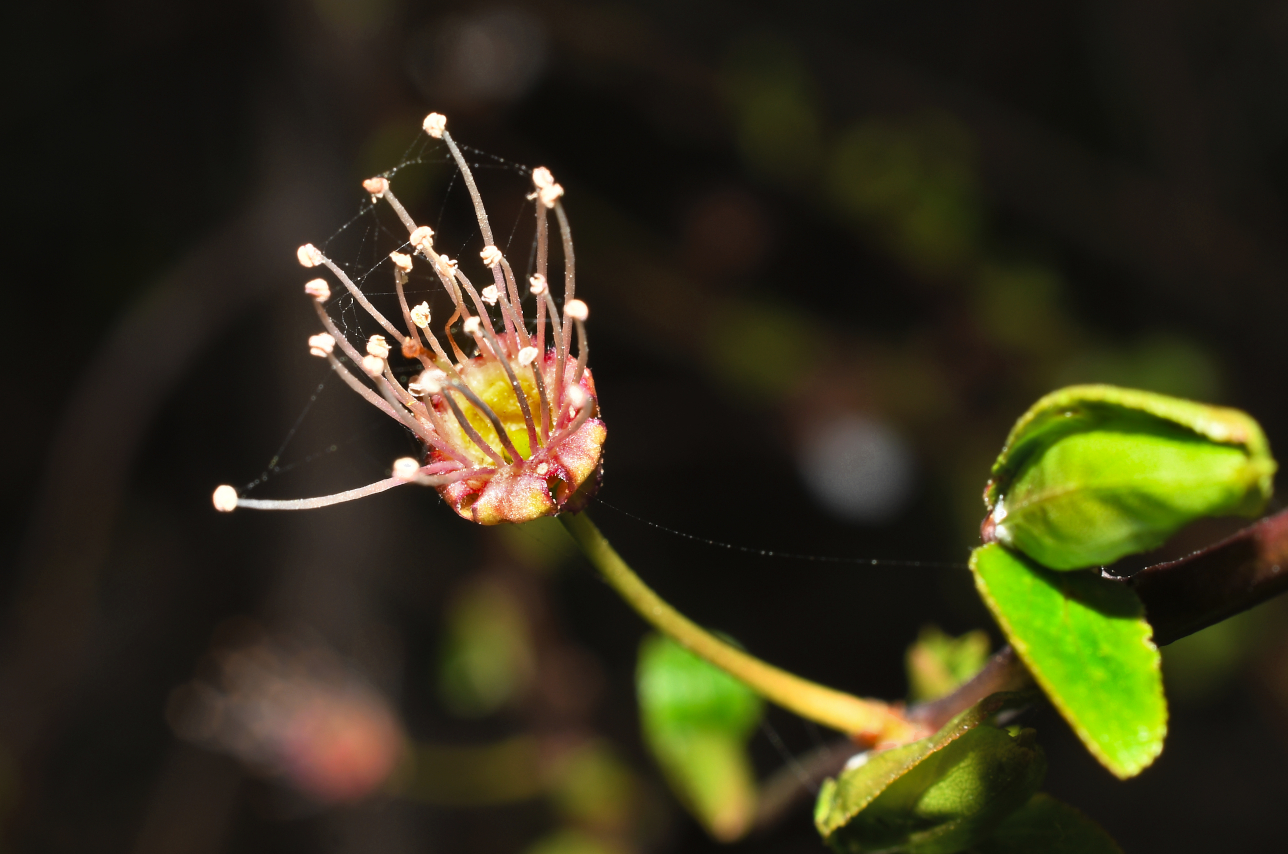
6,0,1288,851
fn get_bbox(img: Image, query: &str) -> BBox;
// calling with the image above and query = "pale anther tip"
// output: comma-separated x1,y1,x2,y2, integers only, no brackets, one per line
212,485,239,513
565,299,589,322
567,385,589,408
528,274,547,295
361,354,386,378
410,225,434,251
410,301,431,329
296,243,322,268
362,176,389,197
538,184,564,209
417,369,445,395
517,346,539,366
304,278,331,302
308,332,336,358
389,251,413,273
366,335,391,359
423,113,447,138
481,285,499,306
480,245,503,268
462,317,482,335
392,457,421,481
532,166,555,189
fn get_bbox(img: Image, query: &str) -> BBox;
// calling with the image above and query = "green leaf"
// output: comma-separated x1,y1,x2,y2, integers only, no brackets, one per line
968,793,1123,854
983,384,1274,570
815,693,1046,854
970,544,1165,778
636,634,763,841
906,625,992,703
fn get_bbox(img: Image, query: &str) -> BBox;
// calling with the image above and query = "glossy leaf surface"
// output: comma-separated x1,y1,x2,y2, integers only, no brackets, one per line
983,385,1274,570
815,693,1045,854
636,634,762,841
968,793,1122,854
970,544,1165,778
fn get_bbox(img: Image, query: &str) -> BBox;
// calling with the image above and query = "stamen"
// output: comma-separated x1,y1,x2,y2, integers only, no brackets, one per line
212,485,238,512
297,244,323,268
363,177,389,198
392,457,422,481
440,127,495,247
480,245,503,268
534,201,550,355
389,251,413,274
546,385,595,449
367,335,391,360
411,225,434,253
518,347,538,366
565,301,590,388
411,302,430,328
552,200,576,402
362,355,386,378
220,477,410,511
308,333,336,358
324,353,403,423
304,279,331,302
311,248,406,343
423,112,447,139
481,285,500,306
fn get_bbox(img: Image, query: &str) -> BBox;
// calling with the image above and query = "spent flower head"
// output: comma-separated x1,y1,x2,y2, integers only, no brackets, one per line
215,113,605,524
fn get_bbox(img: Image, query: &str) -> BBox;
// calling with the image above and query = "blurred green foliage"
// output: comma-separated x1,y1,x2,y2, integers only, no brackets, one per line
905,625,992,704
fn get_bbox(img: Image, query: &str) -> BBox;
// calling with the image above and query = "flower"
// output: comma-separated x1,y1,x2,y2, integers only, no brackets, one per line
214,113,605,524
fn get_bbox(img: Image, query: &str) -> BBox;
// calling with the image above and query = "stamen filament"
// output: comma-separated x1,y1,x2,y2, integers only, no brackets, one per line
236,477,408,510
316,252,405,343
323,354,403,423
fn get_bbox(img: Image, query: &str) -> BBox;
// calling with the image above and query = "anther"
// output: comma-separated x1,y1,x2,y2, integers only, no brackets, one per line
480,245,502,267
532,167,555,189
423,112,447,139
212,484,239,513
462,317,481,336
367,335,391,359
389,251,413,273
435,255,458,279
363,177,389,198
410,225,434,252
362,355,386,378
414,368,445,395
304,279,331,302
297,243,323,268
529,274,548,295
536,462,549,475
566,384,589,411
308,333,336,357
410,302,431,328
392,457,421,481
565,299,589,321
518,346,539,366
538,183,565,209
481,285,499,306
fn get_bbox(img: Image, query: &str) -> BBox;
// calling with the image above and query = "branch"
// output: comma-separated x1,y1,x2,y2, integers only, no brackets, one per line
1127,507,1288,646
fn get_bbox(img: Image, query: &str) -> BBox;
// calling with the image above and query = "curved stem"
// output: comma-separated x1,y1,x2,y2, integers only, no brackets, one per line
560,512,917,742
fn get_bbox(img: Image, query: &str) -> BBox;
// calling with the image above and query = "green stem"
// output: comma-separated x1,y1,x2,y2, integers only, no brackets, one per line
561,512,915,741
